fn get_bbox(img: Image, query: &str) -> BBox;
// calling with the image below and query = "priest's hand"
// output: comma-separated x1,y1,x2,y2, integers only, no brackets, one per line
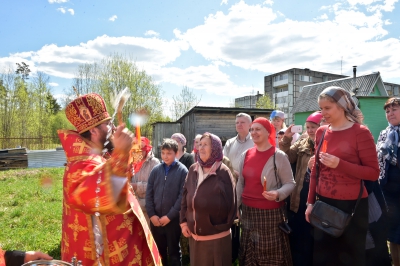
112,124,134,154
150,215,161,227
24,251,53,263
159,216,170,226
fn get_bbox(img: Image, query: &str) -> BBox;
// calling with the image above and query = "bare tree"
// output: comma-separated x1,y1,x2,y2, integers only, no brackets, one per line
170,86,202,120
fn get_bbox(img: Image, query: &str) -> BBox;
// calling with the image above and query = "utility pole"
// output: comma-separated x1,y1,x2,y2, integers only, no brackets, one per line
341,56,343,75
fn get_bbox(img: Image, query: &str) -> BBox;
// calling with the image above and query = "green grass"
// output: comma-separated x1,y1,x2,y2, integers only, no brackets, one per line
0,168,64,259
0,168,241,265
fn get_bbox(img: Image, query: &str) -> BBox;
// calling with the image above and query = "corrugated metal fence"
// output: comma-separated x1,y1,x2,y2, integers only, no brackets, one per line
27,149,67,168
0,136,61,150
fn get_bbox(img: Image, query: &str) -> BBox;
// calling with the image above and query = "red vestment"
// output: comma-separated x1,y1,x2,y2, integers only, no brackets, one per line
0,248,5,266
58,130,161,266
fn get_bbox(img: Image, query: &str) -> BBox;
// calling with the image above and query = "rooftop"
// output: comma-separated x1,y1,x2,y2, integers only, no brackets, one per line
291,72,387,113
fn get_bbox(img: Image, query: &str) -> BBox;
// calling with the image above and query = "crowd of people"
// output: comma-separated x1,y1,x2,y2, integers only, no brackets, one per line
3,86,399,266
128,86,400,266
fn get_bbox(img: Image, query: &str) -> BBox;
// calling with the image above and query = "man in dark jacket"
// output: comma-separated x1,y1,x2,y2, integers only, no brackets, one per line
146,138,188,266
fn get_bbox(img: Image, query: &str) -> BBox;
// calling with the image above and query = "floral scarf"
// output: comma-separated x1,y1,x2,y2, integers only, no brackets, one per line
321,86,364,124
196,132,223,167
377,125,400,184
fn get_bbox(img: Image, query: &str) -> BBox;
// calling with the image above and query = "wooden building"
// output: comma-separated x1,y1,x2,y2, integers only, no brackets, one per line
178,106,272,152
152,107,273,158
152,122,181,158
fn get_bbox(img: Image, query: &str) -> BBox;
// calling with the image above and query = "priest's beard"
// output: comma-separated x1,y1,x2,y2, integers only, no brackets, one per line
101,127,114,154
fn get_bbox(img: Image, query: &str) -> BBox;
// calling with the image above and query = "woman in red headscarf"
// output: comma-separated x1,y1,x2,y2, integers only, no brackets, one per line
237,117,295,266
131,137,160,225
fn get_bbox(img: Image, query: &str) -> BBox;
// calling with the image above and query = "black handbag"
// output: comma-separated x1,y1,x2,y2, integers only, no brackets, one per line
272,152,292,235
309,128,364,238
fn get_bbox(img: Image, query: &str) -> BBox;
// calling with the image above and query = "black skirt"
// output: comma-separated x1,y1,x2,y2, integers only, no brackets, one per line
313,195,368,266
288,179,313,266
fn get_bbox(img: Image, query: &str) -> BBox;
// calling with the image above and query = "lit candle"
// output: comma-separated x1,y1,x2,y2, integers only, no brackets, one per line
263,176,267,191
322,140,328,153
136,122,141,143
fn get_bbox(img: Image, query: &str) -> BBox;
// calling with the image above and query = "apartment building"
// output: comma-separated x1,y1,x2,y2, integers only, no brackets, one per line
234,91,263,108
384,81,400,97
264,68,347,123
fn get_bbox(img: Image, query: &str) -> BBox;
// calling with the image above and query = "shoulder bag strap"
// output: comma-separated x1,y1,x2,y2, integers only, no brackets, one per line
274,150,289,222
273,150,279,187
315,127,364,216
350,180,364,217
315,128,328,184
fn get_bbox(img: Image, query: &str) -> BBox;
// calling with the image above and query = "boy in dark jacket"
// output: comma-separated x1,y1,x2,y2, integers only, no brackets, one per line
146,138,188,266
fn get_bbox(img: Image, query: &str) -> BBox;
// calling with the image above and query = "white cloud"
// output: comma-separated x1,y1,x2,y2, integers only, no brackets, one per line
263,0,274,6
0,35,188,79
56,7,74,15
174,0,400,80
220,0,228,5
49,82,59,87
316,13,328,20
109,15,118,22
156,64,255,96
1,0,400,99
48,0,69,3
144,30,160,37
344,0,398,12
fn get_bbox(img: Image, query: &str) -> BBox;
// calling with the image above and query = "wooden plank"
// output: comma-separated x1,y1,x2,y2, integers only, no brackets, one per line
0,148,27,154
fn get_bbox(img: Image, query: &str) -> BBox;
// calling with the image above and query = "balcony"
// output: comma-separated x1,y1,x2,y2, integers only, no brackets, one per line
273,78,288,88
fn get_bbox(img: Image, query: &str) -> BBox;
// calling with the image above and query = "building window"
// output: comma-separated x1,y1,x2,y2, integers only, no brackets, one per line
300,75,312,82
394,86,399,96
274,73,288,82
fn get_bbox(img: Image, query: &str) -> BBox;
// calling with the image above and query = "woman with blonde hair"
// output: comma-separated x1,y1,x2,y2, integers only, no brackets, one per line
305,86,379,266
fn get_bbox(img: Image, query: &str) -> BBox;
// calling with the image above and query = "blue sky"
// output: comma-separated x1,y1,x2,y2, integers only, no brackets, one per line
1,0,399,112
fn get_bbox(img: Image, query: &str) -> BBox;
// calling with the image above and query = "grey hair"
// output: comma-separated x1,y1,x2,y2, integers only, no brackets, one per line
236,113,252,123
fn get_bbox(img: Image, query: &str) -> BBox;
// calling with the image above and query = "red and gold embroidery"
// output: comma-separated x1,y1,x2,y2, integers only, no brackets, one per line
68,214,88,241
116,214,134,235
72,139,91,155
109,238,128,264
128,245,142,266
62,232,70,255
